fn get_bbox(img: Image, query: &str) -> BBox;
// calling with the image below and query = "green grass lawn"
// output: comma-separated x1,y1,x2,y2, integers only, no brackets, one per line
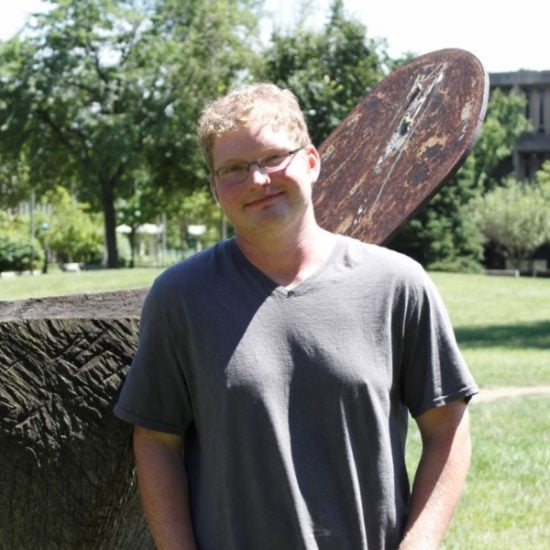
430,273,550,389
2,267,549,547
0,266,164,301
407,396,550,549
416,273,550,548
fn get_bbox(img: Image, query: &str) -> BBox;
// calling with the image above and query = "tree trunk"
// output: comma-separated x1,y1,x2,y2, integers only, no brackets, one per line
129,228,136,269
0,290,154,549
101,178,119,269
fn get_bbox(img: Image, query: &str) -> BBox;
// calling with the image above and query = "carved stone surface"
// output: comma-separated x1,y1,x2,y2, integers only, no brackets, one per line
0,289,154,549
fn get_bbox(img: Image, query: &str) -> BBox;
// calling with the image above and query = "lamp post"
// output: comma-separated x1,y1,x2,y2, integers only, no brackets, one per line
29,189,35,273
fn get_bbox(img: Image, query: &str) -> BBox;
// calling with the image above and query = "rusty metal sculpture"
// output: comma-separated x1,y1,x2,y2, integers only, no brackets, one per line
315,48,488,244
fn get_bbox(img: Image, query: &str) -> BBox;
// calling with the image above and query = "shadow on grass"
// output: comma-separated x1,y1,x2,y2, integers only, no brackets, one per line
454,320,550,350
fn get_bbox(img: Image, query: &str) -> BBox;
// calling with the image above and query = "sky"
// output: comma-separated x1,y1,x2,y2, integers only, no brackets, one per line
2,0,549,74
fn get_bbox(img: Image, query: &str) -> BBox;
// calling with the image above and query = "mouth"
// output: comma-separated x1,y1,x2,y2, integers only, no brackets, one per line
244,191,285,208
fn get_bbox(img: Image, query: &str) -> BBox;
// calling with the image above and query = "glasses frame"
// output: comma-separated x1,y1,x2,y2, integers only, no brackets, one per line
212,147,306,186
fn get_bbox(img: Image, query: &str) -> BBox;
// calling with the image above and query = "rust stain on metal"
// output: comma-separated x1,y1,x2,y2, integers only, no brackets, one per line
313,48,489,245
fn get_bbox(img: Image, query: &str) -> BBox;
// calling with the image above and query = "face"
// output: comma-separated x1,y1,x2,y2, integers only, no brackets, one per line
210,123,321,238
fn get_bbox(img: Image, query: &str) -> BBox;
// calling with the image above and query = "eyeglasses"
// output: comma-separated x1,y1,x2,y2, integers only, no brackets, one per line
212,147,305,186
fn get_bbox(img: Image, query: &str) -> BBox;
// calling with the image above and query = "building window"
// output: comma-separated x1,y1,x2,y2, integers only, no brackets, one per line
538,87,545,132
524,87,531,120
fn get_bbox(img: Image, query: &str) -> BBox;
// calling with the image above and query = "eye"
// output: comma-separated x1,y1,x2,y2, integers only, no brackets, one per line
218,163,247,176
261,152,288,168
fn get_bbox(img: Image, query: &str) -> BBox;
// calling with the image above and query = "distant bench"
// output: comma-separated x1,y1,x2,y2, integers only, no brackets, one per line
485,269,520,277
61,262,82,272
485,268,550,277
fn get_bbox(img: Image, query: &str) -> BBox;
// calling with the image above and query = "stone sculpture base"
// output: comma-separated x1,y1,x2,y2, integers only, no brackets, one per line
0,290,154,549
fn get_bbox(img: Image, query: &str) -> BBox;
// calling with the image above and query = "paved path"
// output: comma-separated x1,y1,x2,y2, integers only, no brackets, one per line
472,385,550,403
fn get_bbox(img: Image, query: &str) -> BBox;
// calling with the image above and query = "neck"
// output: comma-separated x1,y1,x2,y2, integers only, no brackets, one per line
235,221,337,288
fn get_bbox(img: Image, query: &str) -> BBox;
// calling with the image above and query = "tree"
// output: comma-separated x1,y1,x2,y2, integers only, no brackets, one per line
257,0,386,146
537,159,550,187
0,155,34,210
177,187,225,253
0,232,44,273
466,88,533,192
472,176,550,272
0,207,44,272
39,186,104,265
0,0,260,267
389,87,533,271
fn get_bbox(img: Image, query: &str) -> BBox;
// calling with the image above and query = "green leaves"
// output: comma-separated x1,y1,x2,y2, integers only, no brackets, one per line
40,186,104,264
0,0,261,267
472,176,550,269
257,0,385,146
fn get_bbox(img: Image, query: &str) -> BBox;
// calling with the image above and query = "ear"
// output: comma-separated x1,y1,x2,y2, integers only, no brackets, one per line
306,145,321,182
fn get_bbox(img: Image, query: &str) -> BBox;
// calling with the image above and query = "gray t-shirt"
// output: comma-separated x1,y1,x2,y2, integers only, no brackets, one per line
115,236,478,549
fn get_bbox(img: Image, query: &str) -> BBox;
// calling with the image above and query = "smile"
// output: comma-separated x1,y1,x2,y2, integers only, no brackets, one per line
244,192,284,208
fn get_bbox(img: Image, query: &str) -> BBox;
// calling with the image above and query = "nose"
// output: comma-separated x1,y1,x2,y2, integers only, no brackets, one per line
247,163,270,185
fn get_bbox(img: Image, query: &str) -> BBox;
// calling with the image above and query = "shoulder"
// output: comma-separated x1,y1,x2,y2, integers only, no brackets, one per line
145,239,238,306
340,236,426,281
156,239,235,286
335,236,440,310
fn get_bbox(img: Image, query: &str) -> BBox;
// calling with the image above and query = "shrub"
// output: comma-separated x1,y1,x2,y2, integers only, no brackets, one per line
472,177,550,270
0,234,44,272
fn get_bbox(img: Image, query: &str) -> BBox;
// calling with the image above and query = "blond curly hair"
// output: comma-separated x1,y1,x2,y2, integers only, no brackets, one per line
197,83,312,171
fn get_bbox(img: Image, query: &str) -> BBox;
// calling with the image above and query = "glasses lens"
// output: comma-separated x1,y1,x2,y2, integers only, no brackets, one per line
217,164,248,185
262,152,292,171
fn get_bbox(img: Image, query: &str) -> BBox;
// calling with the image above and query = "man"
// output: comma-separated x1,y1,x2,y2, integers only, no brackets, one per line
115,83,478,549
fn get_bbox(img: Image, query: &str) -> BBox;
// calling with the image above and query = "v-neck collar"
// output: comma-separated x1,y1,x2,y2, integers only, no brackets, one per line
228,236,344,298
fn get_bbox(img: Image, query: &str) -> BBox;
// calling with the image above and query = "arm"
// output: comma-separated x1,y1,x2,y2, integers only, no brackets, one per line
399,399,472,550
133,426,198,550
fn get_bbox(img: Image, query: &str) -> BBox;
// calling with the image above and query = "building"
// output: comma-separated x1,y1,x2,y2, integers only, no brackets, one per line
486,71,550,273
490,70,550,180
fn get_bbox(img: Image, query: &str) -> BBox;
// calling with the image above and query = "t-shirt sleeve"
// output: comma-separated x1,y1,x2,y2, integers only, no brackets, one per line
114,281,193,435
400,270,478,418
